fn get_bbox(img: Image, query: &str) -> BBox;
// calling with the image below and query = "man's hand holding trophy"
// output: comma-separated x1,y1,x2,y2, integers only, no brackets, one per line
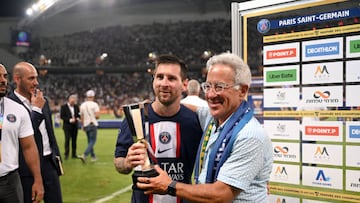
122,101,159,190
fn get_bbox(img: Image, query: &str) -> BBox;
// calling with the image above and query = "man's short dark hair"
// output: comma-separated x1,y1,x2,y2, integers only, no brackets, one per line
155,54,188,80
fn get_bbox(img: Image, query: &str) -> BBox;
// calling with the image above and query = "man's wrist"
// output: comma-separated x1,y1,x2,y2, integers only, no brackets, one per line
116,158,132,174
167,180,177,196
124,158,133,171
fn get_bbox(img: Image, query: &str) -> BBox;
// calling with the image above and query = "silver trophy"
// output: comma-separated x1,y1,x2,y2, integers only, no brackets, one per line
122,101,158,190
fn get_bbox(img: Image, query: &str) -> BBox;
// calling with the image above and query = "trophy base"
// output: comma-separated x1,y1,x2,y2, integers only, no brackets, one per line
132,168,159,190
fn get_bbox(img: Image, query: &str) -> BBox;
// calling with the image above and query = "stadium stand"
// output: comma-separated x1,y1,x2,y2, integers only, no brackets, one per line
5,18,230,115
22,19,231,68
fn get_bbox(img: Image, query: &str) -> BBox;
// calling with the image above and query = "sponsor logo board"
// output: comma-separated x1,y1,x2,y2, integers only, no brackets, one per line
346,60,360,82
302,37,343,62
346,121,360,142
346,170,360,192
272,142,300,162
346,35,360,58
302,121,343,142
302,86,343,107
271,163,300,184
264,87,300,107
346,145,360,167
302,62,343,84
302,143,342,166
264,65,299,86
302,166,342,190
264,42,300,65
269,194,300,203
346,85,360,106
263,120,300,140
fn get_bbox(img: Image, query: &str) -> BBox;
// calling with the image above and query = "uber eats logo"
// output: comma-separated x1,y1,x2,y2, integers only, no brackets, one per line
350,39,360,53
266,69,297,82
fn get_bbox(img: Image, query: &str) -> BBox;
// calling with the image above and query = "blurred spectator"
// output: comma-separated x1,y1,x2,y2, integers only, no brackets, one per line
79,90,100,163
60,94,80,160
181,79,208,107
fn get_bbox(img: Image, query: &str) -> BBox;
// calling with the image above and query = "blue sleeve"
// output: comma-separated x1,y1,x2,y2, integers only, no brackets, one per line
114,120,134,158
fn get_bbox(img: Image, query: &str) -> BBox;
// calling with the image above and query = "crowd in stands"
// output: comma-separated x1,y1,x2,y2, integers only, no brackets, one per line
11,19,230,113
35,73,153,113
18,71,204,114
24,19,231,68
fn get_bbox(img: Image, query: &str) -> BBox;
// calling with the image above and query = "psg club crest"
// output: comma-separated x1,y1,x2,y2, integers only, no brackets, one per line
6,114,16,122
159,131,171,144
257,19,271,34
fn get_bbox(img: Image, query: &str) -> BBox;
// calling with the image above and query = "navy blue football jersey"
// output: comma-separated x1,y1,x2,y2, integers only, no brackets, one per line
115,104,203,203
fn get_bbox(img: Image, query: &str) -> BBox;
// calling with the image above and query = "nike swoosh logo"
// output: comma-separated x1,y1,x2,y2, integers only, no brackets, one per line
157,148,172,154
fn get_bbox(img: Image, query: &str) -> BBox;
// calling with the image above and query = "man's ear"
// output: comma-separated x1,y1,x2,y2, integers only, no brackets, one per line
239,85,249,96
13,75,20,83
182,78,189,92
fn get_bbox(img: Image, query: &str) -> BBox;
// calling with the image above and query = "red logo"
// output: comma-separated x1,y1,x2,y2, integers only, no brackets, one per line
266,48,297,59
305,126,339,136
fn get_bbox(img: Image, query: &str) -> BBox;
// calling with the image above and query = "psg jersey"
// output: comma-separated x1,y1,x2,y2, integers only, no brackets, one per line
115,104,203,203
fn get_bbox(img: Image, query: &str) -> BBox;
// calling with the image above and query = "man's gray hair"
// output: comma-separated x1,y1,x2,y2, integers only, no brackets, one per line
187,79,201,95
206,53,251,86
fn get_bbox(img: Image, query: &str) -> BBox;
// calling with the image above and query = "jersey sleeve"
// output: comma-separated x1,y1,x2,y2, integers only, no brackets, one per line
19,107,34,138
114,119,134,158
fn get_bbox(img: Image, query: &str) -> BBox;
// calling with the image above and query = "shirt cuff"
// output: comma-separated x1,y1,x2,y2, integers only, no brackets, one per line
32,106,43,114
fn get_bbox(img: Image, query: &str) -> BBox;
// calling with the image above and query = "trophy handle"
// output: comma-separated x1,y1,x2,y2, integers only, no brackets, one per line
130,107,144,139
130,107,151,169
122,101,159,190
123,103,152,170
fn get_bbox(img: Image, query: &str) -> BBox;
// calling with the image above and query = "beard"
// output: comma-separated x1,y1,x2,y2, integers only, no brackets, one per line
158,96,174,106
0,90,7,97
0,84,7,97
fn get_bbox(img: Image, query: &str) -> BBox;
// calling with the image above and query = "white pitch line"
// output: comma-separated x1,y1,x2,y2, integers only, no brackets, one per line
94,184,133,203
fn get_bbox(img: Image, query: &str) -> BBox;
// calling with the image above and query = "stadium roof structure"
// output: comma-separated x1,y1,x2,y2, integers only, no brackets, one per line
18,0,250,28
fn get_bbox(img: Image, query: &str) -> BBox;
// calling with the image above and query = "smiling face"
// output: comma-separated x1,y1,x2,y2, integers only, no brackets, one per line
0,65,8,97
153,63,186,106
205,63,248,125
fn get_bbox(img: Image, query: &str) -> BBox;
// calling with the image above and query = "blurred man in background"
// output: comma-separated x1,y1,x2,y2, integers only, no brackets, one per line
181,79,208,107
60,94,80,160
79,90,100,163
8,62,62,203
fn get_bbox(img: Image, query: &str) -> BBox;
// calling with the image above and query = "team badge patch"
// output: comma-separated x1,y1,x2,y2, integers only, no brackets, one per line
159,131,171,144
6,114,16,123
257,19,271,34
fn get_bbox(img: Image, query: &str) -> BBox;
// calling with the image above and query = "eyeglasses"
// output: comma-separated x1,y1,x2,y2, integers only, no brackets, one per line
201,82,240,93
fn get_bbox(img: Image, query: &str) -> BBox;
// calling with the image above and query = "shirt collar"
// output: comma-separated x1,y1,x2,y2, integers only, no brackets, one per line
14,90,31,106
215,112,234,132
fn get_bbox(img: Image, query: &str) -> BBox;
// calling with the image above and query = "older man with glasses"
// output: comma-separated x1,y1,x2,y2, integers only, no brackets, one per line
137,52,273,203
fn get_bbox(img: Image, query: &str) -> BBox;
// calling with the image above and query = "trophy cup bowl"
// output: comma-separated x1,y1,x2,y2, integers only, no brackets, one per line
122,102,159,190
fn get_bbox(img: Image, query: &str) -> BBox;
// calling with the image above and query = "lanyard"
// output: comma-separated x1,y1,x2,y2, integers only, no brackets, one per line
0,98,4,141
198,120,214,173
